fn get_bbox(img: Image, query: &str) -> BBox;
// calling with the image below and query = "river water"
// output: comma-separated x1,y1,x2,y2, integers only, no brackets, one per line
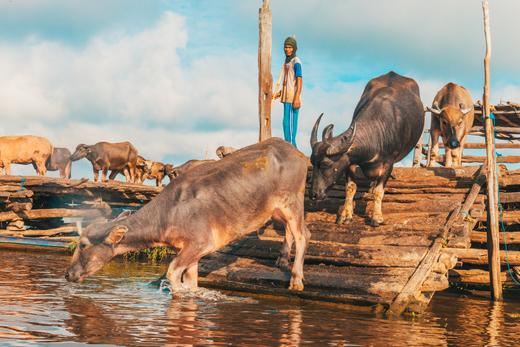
0,250,519,346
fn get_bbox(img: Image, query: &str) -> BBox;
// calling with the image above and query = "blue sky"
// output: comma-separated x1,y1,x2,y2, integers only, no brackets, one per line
1,0,519,179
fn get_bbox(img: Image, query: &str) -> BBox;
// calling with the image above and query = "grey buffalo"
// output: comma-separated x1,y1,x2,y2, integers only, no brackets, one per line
309,71,424,227
46,147,72,179
70,141,138,183
65,138,310,292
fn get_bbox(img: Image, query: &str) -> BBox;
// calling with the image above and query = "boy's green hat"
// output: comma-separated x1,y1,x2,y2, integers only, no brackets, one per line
284,36,297,51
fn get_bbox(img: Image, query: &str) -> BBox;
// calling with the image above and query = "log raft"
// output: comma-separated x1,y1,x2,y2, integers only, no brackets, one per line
0,165,518,314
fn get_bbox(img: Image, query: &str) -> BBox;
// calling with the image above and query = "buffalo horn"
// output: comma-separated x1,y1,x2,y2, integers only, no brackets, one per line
310,113,324,148
326,123,357,156
322,124,334,142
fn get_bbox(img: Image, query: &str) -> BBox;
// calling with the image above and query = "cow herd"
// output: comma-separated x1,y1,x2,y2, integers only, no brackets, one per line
62,71,479,293
0,136,237,187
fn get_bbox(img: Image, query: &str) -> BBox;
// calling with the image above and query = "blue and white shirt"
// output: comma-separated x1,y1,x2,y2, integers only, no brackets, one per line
274,57,302,103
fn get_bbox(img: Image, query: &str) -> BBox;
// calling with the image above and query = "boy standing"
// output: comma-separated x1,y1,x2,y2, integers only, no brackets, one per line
273,36,302,147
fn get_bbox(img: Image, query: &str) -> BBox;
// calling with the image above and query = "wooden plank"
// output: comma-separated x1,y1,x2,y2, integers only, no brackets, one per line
448,268,518,286
478,210,520,224
0,224,78,237
0,208,105,222
386,205,461,315
258,0,272,141
434,155,520,164
422,142,520,149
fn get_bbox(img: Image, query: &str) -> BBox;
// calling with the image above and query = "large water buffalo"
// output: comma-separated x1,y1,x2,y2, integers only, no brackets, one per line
426,83,474,168
65,138,310,292
309,71,424,227
70,141,138,183
0,135,53,176
46,147,72,179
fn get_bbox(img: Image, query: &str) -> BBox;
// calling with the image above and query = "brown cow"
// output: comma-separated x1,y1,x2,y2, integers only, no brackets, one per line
66,138,310,292
0,135,53,176
46,147,72,179
216,146,237,159
426,83,474,168
70,141,138,183
143,161,171,187
109,155,150,184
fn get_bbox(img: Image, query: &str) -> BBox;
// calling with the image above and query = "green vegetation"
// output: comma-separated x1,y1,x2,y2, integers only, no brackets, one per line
122,247,176,263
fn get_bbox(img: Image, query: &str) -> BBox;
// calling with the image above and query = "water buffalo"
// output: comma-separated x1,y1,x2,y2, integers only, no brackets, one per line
70,141,138,183
0,135,53,176
310,71,424,227
216,146,237,159
109,155,150,184
144,161,171,187
426,83,474,168
65,138,310,292
46,147,72,179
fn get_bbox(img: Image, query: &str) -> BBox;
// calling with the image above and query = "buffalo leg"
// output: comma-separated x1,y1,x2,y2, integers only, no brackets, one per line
102,168,109,182
4,162,11,175
108,170,118,181
370,169,392,227
428,120,441,167
64,161,71,179
167,244,211,292
276,229,293,270
93,168,99,182
337,174,357,224
182,263,199,290
34,160,46,176
444,140,453,168
123,167,131,183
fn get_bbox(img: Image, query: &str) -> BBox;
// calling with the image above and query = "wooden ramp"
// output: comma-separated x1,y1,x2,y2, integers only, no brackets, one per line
198,166,485,314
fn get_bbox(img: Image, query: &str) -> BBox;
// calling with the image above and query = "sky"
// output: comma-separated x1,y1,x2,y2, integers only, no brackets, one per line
1,0,519,179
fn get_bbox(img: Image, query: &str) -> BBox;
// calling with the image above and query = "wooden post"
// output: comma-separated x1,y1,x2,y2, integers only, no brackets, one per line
482,0,502,301
258,0,272,142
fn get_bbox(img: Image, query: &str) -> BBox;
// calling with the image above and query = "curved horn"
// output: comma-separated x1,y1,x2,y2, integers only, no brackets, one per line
426,102,442,115
310,113,324,148
322,124,334,142
326,123,357,156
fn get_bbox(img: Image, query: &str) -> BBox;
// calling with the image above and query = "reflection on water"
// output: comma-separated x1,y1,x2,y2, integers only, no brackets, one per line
0,250,519,346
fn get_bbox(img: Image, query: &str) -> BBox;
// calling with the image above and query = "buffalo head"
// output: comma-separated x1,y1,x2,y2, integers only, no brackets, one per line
164,164,175,179
70,144,92,161
427,102,472,149
309,113,356,201
65,213,131,283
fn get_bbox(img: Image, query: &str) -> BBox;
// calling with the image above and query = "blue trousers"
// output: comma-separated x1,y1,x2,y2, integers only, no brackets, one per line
283,102,299,147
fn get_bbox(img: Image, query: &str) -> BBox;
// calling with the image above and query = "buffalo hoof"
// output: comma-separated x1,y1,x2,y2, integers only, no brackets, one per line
289,278,304,291
275,256,290,270
336,215,352,225
369,218,384,227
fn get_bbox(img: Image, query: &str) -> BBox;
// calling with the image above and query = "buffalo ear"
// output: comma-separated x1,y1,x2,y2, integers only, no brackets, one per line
326,123,356,156
105,225,128,245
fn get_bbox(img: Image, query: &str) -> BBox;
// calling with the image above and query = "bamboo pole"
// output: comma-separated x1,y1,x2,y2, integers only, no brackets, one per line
258,0,273,142
482,0,502,301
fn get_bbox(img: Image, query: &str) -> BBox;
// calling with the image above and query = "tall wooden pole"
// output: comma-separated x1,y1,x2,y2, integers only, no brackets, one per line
258,0,273,142
482,0,502,301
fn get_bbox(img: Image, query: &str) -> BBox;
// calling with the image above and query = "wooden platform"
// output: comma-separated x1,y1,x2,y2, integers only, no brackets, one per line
1,166,519,314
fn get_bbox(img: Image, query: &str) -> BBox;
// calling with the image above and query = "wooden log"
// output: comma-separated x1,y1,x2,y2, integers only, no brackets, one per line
0,190,34,199
386,205,461,316
434,155,520,164
220,237,429,268
0,224,78,237
420,273,449,292
423,142,520,149
499,192,520,203
199,254,415,303
448,268,517,285
5,201,32,213
443,247,520,266
471,231,520,244
478,210,520,224
471,125,520,134
258,0,272,141
0,208,106,222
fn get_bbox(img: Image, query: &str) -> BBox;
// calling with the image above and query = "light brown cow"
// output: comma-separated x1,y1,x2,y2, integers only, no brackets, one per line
0,135,53,176
143,161,170,187
426,83,475,168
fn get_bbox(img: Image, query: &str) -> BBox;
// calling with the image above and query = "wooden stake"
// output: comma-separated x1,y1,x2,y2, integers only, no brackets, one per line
258,0,273,142
482,0,502,301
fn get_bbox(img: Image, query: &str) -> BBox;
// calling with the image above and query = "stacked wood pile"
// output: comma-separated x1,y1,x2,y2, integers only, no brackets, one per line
447,166,520,288
198,167,483,314
0,176,160,242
